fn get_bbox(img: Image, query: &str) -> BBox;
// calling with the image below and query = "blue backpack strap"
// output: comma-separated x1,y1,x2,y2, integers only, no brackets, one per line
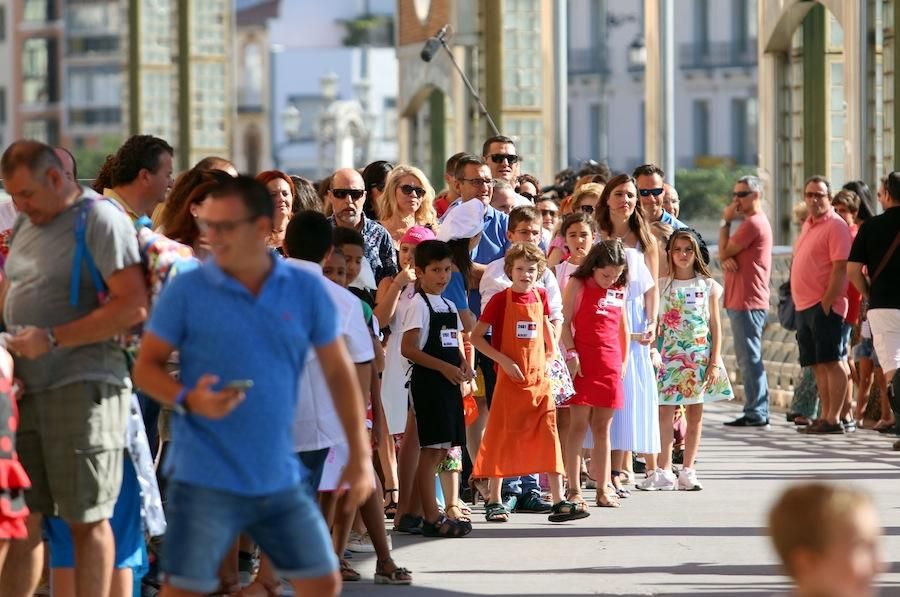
70,199,108,306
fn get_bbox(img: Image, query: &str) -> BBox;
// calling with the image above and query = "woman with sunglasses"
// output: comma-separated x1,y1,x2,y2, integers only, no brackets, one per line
548,183,604,268
378,165,438,249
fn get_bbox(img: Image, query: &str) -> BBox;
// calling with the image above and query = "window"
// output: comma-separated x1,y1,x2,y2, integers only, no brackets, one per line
694,0,709,52
693,100,710,157
505,116,543,177
0,6,6,42
502,0,542,108
23,38,50,104
589,103,607,162
23,0,53,22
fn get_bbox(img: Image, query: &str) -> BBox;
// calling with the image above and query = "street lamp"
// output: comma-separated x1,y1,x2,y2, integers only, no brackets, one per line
628,34,646,70
281,104,302,141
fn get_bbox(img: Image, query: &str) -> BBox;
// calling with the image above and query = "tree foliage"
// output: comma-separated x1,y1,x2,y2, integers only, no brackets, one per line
72,135,123,184
674,165,757,220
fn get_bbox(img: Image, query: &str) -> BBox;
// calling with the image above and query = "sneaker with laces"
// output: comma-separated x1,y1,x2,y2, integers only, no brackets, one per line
347,530,377,553
636,468,676,491
677,467,703,491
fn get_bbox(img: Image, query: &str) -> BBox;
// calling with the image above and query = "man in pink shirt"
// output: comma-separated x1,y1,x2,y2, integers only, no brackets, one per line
719,176,774,428
790,176,852,434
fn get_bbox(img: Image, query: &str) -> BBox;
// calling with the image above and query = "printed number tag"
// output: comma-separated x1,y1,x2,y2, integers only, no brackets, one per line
684,288,705,305
440,329,460,348
516,321,539,340
604,289,625,308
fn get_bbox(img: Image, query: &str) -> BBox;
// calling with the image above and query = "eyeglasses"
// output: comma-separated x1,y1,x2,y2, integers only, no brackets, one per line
489,153,520,165
400,184,426,198
805,191,828,199
196,216,256,234
579,205,595,215
459,177,493,187
732,190,754,198
639,188,665,197
332,188,365,200
518,191,537,201
540,208,558,218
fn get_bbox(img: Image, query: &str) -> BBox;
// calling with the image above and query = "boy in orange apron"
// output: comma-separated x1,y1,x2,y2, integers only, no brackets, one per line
471,244,590,523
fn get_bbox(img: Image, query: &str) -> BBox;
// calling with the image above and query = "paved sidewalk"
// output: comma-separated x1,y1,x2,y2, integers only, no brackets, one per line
343,403,900,596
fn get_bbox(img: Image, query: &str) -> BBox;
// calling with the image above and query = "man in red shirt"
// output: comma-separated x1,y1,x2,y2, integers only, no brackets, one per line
790,176,853,434
719,175,774,428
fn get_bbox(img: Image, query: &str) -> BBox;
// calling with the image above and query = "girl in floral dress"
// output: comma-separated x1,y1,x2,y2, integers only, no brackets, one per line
651,229,732,491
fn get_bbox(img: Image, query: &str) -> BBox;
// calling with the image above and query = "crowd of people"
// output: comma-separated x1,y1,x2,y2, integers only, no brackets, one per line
0,131,894,597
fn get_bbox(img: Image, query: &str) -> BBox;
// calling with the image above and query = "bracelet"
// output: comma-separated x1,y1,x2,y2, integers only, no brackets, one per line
565,349,578,361
173,387,190,415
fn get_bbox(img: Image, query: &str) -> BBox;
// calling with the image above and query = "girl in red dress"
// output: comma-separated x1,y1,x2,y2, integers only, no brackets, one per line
560,240,629,508
0,344,30,568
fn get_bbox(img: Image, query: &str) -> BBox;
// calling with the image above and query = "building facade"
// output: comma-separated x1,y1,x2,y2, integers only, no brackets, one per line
396,0,562,187
568,0,759,173
758,0,895,243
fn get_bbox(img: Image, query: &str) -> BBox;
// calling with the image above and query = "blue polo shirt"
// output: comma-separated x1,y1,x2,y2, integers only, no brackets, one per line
470,205,510,316
147,257,339,496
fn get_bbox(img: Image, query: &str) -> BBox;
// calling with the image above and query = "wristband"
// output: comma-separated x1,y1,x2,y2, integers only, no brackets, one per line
45,328,59,350
173,387,189,415
565,349,579,361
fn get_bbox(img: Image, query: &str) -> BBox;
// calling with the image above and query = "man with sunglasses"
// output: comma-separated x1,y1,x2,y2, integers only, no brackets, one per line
633,164,687,229
482,135,521,185
719,176,774,429
326,168,398,287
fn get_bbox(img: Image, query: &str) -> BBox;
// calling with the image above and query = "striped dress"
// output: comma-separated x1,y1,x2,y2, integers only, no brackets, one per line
609,246,661,454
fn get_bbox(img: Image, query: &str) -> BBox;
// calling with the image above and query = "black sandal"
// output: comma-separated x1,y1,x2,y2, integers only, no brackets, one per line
484,502,509,523
383,488,399,520
422,514,472,537
393,513,423,534
548,500,591,523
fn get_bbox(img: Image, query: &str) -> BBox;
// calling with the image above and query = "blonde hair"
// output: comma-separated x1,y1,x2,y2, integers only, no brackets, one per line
792,201,809,227
650,221,674,243
503,242,547,279
573,182,604,209
769,483,875,577
379,165,437,228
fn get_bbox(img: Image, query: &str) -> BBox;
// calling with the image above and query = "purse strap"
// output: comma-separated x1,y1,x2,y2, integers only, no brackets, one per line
871,233,900,284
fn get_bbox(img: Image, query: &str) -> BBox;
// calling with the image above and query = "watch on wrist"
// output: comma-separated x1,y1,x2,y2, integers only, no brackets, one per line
46,328,59,350
719,218,730,228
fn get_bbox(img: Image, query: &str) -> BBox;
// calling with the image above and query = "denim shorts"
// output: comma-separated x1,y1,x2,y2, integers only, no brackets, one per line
853,337,881,367
796,303,845,367
161,481,338,593
840,322,853,359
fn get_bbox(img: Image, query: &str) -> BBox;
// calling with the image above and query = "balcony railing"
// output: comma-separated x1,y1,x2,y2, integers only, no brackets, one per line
679,39,757,70
568,48,609,75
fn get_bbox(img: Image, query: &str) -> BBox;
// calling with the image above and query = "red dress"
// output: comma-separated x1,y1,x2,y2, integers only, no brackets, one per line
0,375,29,539
569,279,625,409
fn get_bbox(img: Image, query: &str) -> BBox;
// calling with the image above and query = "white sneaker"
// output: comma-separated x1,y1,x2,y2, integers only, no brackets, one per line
636,468,676,491
347,530,377,553
677,467,703,491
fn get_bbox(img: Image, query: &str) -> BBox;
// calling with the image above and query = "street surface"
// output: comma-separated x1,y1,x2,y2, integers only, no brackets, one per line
342,403,900,596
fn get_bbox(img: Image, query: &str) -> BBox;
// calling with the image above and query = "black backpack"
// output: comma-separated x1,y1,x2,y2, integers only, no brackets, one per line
777,278,796,331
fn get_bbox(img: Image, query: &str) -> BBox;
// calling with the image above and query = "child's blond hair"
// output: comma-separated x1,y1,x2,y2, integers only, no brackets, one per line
768,483,874,577
503,243,547,279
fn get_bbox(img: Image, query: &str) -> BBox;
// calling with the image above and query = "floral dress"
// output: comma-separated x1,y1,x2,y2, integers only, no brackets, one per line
657,276,733,405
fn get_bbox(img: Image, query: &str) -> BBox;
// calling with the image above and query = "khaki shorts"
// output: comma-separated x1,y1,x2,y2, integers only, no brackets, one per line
17,381,129,523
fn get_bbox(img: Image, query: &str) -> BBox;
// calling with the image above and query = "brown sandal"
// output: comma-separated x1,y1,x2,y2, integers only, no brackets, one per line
340,558,361,582
596,492,620,508
375,557,413,585
446,503,471,522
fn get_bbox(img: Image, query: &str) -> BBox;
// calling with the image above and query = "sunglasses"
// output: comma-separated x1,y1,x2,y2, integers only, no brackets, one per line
518,192,537,201
400,184,426,198
732,190,754,198
639,187,665,197
489,153,520,165
540,208,558,218
579,205,595,214
332,188,365,200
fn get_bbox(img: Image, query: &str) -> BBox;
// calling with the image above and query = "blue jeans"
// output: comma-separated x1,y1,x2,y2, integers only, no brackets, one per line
727,309,770,422
502,474,540,497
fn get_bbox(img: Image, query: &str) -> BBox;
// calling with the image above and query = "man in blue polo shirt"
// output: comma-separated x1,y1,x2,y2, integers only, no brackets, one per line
633,163,688,229
133,176,372,597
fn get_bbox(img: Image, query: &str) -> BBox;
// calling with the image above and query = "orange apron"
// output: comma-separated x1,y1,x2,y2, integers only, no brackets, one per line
473,289,564,477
